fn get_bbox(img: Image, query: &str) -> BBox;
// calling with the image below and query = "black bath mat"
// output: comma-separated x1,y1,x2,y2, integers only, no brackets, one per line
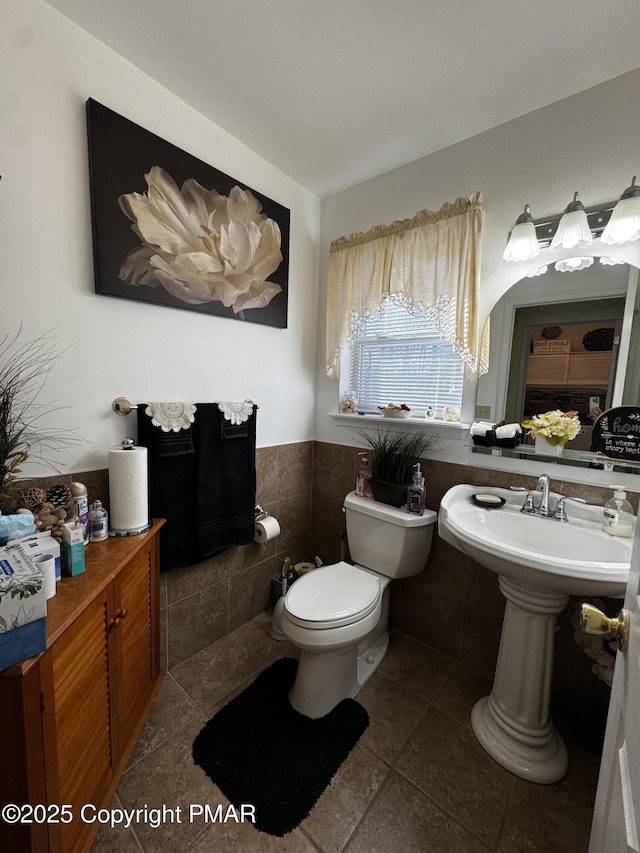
192,657,369,836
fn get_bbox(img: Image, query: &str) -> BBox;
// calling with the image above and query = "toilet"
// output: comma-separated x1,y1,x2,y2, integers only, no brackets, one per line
281,490,437,718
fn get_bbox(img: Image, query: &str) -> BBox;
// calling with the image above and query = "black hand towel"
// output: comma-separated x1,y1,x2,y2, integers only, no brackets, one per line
193,404,256,561
137,404,257,571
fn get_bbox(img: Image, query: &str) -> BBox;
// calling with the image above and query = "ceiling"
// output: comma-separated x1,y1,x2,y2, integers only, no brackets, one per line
44,0,640,198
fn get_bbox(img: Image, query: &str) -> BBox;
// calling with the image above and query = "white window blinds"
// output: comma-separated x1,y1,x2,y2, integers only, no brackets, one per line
348,298,464,416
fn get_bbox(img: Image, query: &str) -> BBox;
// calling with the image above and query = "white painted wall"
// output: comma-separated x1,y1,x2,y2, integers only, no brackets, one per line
315,69,640,487
3,0,640,489
2,0,321,476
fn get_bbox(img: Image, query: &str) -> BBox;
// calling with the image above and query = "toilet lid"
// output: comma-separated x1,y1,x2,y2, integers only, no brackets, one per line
285,561,381,629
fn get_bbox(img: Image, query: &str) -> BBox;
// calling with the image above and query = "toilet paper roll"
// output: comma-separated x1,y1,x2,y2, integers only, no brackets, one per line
33,553,56,599
109,445,150,535
254,516,280,544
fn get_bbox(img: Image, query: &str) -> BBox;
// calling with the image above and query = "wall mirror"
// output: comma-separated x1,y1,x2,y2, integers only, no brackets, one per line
475,257,640,472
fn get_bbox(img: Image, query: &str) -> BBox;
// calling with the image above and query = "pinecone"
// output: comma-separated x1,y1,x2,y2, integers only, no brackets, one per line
46,483,72,509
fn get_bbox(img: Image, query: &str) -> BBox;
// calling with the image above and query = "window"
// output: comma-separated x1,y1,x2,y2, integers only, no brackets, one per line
347,300,465,417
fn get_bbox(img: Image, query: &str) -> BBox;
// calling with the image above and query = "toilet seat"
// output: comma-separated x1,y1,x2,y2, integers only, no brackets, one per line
284,562,381,630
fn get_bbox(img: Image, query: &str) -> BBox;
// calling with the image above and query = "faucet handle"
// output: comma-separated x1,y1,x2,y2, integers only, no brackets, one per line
552,496,586,522
510,486,536,514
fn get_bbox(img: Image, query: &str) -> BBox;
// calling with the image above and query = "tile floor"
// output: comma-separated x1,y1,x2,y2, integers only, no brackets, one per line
92,614,600,853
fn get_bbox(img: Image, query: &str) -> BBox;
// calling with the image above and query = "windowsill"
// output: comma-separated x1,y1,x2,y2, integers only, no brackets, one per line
330,412,470,439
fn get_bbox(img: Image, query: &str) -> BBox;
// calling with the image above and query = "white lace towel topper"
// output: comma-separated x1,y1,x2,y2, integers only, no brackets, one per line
218,401,254,425
145,402,197,432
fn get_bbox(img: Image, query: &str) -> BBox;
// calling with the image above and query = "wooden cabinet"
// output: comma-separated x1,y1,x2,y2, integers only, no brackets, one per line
0,521,164,853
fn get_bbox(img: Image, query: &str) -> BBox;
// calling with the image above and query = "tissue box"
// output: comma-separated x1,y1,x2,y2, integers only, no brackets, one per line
62,522,85,576
0,513,36,546
0,545,47,671
19,532,62,581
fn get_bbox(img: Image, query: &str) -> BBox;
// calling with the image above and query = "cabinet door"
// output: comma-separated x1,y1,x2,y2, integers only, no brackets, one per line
113,539,159,760
40,588,117,853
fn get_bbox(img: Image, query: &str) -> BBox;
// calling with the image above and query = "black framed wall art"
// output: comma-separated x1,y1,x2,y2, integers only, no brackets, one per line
86,99,290,328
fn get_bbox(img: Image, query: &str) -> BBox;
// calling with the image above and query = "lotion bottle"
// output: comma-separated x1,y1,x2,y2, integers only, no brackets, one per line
602,487,635,538
406,463,425,515
88,500,109,542
356,453,372,498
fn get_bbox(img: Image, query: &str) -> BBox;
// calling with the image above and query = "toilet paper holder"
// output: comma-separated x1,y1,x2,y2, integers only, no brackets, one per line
254,506,281,545
255,504,270,521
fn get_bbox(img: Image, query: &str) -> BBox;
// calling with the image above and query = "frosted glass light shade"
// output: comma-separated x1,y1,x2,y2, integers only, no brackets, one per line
526,265,548,277
550,199,593,250
503,206,540,262
554,256,594,273
601,178,640,244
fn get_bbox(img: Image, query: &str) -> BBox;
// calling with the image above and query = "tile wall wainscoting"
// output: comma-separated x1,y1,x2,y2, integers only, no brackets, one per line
11,439,629,736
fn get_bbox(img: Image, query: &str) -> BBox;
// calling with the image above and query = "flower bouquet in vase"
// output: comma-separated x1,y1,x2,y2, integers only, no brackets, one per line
521,410,581,455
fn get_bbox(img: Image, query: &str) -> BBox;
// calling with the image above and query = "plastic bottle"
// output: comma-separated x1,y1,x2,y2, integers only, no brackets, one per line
406,463,425,515
88,500,109,542
355,452,372,498
601,486,635,538
69,481,89,546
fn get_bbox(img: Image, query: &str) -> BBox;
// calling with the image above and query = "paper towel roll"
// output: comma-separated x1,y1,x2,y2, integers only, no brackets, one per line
109,445,150,535
34,553,56,599
254,516,280,544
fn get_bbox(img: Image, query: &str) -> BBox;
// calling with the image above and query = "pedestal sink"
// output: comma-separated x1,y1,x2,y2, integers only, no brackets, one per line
438,483,631,784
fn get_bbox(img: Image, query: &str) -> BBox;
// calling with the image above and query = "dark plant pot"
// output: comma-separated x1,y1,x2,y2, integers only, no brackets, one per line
369,479,408,507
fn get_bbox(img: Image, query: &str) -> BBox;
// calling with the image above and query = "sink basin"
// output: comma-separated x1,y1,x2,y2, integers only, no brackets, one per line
438,483,632,785
439,483,631,597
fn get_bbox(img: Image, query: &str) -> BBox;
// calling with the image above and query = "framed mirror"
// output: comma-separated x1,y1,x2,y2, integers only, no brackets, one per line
475,257,640,471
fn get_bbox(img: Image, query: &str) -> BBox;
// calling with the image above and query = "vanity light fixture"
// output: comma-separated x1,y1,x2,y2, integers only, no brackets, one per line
502,205,540,262
503,180,640,264
549,192,592,251
526,265,548,278
600,176,640,245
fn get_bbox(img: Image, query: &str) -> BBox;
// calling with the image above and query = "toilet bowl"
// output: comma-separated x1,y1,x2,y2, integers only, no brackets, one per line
281,491,437,718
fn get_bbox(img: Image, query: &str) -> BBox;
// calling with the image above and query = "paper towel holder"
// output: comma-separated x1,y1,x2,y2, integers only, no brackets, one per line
109,437,152,537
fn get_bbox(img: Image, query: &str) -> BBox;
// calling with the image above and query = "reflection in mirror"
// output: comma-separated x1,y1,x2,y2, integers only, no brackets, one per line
476,258,640,468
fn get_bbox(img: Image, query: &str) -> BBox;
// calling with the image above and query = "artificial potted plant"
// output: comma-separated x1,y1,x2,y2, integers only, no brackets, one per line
0,329,76,508
358,428,438,507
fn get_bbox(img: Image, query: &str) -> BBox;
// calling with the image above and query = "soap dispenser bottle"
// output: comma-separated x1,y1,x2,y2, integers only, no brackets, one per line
602,486,635,538
356,453,372,498
406,463,425,515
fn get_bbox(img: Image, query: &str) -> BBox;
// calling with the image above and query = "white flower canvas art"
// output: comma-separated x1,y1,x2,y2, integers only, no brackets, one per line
86,99,289,328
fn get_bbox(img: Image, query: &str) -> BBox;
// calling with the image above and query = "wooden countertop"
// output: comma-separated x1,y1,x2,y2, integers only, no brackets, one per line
3,519,165,676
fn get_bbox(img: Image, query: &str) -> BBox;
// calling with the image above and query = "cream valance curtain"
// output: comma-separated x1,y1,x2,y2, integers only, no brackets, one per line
326,191,488,380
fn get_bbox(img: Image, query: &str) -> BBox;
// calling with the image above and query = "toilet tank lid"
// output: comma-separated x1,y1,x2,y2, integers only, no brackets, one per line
344,491,437,527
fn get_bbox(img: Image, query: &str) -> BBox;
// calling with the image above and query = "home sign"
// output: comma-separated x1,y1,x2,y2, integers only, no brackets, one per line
591,406,640,463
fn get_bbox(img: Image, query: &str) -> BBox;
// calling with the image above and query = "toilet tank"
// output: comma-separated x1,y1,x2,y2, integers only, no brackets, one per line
344,491,437,579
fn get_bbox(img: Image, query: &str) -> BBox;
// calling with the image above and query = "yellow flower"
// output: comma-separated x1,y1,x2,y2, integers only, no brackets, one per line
521,410,581,446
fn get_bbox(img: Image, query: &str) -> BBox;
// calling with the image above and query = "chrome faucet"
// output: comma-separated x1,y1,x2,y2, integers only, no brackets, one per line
511,475,587,520
535,474,553,517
